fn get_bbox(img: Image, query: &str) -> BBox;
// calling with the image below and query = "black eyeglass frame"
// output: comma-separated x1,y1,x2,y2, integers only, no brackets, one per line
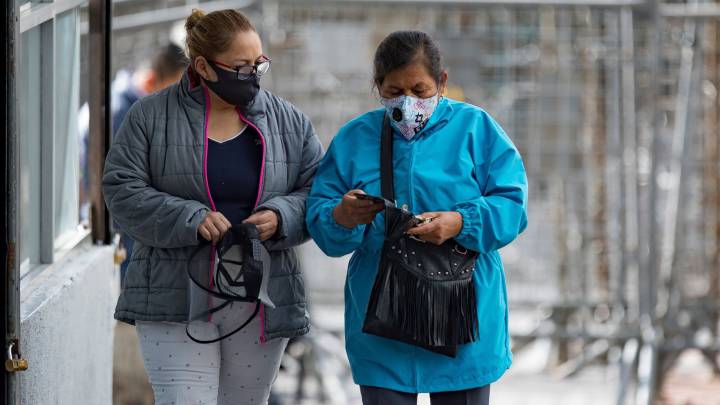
210,56,272,80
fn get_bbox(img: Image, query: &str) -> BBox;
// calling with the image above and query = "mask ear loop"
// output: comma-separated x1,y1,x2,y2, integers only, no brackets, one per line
196,56,221,84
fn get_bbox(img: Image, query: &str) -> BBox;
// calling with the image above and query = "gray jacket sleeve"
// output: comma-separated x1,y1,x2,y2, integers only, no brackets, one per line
256,114,324,251
102,102,210,248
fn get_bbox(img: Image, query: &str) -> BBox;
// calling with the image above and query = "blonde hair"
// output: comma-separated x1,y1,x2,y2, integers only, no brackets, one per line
185,8,256,61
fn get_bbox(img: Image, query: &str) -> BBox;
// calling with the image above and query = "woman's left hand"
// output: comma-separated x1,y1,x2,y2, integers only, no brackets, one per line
243,210,279,241
405,211,463,246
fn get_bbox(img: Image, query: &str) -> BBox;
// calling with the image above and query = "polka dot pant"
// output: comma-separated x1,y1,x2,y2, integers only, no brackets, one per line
136,302,288,405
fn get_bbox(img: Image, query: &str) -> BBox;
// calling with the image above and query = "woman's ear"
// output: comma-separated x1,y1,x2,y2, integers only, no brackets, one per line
438,70,449,96
374,80,386,100
193,56,217,82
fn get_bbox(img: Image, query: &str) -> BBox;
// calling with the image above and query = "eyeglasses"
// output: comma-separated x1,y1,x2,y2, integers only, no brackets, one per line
210,56,272,80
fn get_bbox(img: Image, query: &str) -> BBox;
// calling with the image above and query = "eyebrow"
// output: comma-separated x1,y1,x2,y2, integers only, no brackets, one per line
387,83,430,91
233,55,265,65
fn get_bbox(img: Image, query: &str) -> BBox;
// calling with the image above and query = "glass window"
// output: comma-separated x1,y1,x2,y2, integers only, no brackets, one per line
18,26,42,273
17,1,90,278
54,8,82,244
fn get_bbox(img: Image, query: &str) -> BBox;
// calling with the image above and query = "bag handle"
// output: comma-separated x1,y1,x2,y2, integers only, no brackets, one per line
380,114,395,202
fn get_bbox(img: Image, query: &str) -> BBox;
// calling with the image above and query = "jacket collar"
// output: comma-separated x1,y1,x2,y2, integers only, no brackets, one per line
178,66,206,106
423,96,453,134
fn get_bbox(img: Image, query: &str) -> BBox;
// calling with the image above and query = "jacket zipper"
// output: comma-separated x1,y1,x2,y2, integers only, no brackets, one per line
238,108,267,344
200,89,268,340
201,88,219,321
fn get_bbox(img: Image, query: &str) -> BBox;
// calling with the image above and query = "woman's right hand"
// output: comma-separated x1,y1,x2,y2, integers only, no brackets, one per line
198,211,232,245
333,190,385,229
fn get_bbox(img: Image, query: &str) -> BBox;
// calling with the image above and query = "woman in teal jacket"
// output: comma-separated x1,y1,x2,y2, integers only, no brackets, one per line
306,31,528,405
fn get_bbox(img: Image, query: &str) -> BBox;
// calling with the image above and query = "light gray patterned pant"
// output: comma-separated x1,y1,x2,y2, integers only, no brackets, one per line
136,302,288,405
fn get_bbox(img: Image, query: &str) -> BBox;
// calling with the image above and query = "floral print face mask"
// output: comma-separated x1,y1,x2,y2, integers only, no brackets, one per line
380,94,440,140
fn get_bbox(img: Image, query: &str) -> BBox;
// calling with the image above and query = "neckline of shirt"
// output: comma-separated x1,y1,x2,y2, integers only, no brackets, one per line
209,125,248,144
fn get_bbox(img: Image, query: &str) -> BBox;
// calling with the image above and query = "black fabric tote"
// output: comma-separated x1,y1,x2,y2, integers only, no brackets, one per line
362,115,480,357
185,223,274,344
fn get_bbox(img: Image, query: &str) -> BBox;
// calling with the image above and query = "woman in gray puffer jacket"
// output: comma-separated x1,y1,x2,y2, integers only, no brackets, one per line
102,8,323,405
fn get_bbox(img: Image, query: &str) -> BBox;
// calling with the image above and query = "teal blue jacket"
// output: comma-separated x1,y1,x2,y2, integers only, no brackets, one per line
306,98,528,393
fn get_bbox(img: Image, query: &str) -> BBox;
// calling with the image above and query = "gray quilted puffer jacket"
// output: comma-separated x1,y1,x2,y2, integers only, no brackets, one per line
103,69,324,341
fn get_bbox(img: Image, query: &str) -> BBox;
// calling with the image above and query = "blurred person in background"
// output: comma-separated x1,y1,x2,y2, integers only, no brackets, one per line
79,43,188,283
111,43,189,134
307,31,528,405
103,8,323,405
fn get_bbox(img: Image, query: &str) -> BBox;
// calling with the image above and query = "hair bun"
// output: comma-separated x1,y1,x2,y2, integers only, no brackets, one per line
185,8,256,62
185,8,206,32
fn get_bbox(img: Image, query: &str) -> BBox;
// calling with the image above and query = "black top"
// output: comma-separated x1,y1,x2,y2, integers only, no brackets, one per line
207,126,263,225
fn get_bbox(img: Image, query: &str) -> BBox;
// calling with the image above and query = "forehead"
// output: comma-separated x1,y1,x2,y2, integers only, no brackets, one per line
382,63,436,88
216,31,263,63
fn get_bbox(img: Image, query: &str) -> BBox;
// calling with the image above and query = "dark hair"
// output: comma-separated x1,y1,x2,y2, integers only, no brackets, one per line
151,43,189,81
373,30,443,87
185,8,256,62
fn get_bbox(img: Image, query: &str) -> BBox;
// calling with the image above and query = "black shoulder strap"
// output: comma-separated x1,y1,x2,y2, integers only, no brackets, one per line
380,114,395,203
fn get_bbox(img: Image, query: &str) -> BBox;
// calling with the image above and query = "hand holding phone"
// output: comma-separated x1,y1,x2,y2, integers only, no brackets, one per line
353,193,386,205
333,190,386,229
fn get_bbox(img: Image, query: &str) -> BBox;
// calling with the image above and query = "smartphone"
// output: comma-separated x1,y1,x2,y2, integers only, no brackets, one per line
414,215,434,225
353,193,385,204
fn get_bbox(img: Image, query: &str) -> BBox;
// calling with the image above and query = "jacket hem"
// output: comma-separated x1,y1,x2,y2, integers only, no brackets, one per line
115,311,310,341
261,326,310,341
351,355,511,394
115,311,188,325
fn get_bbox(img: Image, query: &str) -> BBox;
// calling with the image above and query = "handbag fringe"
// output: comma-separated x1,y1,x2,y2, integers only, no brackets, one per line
373,262,479,347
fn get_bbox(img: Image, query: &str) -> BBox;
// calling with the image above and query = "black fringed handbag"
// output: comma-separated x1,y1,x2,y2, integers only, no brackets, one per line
362,115,480,358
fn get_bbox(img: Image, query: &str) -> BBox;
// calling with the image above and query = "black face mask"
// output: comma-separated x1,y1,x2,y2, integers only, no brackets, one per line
204,59,260,107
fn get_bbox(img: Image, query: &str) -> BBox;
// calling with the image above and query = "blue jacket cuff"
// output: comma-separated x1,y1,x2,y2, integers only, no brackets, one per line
454,202,481,248
320,199,366,240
